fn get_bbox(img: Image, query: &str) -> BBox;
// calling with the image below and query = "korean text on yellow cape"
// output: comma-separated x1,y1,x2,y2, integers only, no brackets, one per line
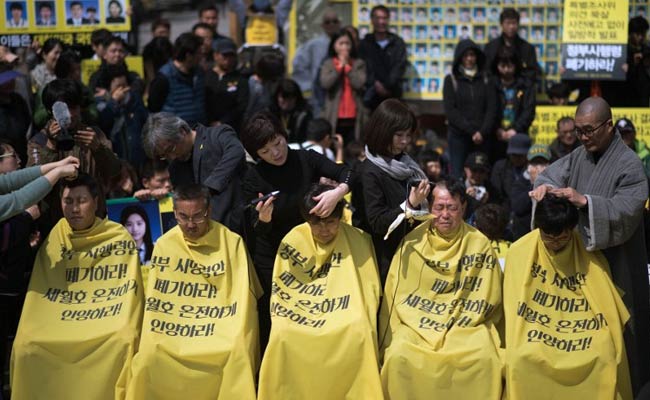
258,222,383,400
11,218,143,400
380,222,503,400
126,221,262,400
503,229,631,400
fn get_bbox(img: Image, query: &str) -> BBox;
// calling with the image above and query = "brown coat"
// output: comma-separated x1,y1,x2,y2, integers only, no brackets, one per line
319,58,369,142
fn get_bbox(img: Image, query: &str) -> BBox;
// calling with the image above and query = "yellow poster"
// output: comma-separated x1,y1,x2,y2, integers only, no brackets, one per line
81,55,144,85
245,15,277,46
503,229,631,399
11,218,143,400
529,105,650,147
562,0,628,44
0,0,130,46
126,221,262,400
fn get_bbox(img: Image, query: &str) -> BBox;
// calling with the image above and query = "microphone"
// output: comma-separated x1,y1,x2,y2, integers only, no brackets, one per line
51,101,74,151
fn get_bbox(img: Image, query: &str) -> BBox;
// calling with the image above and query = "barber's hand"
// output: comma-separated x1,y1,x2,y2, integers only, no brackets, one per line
310,187,345,217
256,193,275,223
529,184,552,201
75,127,100,151
549,187,587,208
472,131,483,145
56,162,79,180
54,156,80,169
408,180,431,209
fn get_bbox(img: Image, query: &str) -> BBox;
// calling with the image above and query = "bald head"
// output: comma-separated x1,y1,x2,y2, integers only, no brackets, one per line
575,96,612,122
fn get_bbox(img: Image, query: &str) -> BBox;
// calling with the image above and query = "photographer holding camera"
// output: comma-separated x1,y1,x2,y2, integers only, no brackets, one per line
27,79,121,233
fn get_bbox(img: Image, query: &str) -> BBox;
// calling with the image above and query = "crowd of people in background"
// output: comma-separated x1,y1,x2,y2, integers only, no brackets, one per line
2,2,650,399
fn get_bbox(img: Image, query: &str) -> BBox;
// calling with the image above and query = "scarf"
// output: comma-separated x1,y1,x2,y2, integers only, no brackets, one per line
365,145,427,181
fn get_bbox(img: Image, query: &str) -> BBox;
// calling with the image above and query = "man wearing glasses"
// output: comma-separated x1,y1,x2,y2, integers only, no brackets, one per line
127,183,262,399
530,96,650,396
380,179,503,399
142,112,246,233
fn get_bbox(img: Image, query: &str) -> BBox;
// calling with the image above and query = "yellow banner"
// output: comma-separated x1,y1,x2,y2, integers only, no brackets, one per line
562,0,629,44
11,218,143,400
245,15,277,46
379,222,503,399
258,222,383,400
530,106,650,146
81,55,144,86
503,229,631,399
126,221,262,399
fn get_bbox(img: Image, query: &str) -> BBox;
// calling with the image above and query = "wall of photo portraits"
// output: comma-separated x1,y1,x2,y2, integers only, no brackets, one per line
353,0,649,101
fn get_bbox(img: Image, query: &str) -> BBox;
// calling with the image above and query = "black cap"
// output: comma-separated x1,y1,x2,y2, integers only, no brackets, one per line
464,151,490,171
213,38,237,54
507,133,532,155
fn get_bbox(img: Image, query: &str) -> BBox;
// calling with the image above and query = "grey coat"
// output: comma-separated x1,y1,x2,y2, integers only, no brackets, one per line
0,166,50,222
534,132,650,393
319,58,369,142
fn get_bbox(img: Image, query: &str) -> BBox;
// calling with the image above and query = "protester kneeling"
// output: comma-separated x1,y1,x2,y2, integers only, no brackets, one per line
258,184,383,400
504,194,631,399
379,179,503,400
126,184,262,399
11,174,143,400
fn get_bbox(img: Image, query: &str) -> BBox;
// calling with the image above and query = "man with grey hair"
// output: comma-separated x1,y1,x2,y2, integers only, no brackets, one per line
530,96,650,395
142,112,246,233
127,183,262,398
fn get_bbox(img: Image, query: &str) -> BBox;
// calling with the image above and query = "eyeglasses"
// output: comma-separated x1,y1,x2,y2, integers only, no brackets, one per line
174,210,208,225
573,119,610,138
323,19,339,25
158,144,177,161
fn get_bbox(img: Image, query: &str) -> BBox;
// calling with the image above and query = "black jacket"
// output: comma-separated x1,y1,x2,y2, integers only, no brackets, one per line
204,69,250,133
493,76,536,133
169,124,246,232
443,39,498,138
484,34,539,86
242,149,350,272
352,157,422,281
358,32,408,109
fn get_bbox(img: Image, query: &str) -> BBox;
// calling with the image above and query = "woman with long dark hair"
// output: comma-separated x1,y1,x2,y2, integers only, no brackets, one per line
352,98,430,281
120,205,153,264
31,38,64,93
320,29,368,144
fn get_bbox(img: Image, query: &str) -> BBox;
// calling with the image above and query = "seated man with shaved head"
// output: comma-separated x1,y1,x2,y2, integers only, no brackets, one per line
530,96,650,395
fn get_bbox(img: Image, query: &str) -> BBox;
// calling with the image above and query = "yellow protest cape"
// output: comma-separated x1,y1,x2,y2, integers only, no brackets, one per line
503,229,632,400
126,221,262,400
258,222,383,400
11,218,143,400
379,222,503,400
